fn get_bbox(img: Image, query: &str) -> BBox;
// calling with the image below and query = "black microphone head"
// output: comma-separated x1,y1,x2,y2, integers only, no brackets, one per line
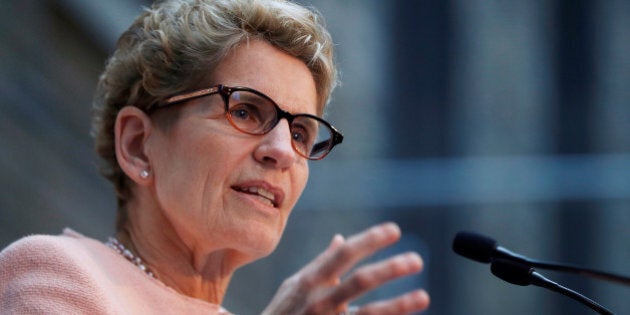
452,231,497,263
491,259,533,286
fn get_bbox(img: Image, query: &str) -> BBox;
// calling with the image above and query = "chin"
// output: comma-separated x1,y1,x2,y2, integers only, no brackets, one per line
237,228,283,260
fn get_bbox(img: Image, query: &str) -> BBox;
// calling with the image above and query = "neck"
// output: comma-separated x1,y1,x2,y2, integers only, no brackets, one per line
118,196,249,304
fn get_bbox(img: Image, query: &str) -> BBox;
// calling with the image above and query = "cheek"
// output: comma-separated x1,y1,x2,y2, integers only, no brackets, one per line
151,130,230,214
289,163,310,206
151,141,239,246
301,164,309,188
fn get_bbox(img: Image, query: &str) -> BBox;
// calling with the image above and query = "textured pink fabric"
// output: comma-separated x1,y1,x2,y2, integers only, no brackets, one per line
0,229,232,314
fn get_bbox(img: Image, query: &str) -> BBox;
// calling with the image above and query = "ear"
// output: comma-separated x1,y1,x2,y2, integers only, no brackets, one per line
115,106,153,185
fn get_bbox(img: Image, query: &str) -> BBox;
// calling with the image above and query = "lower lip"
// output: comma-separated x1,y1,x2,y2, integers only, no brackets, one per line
233,189,278,215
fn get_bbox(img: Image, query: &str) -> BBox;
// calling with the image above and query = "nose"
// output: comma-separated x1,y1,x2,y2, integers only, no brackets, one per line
253,119,296,168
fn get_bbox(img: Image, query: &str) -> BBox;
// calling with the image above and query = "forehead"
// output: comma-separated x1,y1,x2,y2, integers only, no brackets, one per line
210,39,319,115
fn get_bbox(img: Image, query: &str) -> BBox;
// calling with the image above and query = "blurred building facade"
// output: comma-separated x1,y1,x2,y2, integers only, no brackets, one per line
1,1,628,314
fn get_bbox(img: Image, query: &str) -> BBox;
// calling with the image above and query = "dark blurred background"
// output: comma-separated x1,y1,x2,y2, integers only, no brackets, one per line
1,1,628,314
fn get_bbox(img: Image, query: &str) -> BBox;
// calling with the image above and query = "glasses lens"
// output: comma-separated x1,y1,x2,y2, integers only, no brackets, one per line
291,116,333,159
227,90,277,134
227,89,334,159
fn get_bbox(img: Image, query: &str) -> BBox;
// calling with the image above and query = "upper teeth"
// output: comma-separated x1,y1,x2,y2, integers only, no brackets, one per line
243,187,275,204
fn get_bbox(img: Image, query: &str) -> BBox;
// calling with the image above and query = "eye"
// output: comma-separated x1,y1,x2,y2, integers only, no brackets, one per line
231,108,250,120
290,120,317,151
291,128,310,145
229,103,262,123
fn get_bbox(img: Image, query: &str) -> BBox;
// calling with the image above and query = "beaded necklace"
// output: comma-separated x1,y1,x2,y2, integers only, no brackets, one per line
106,237,155,278
105,237,235,314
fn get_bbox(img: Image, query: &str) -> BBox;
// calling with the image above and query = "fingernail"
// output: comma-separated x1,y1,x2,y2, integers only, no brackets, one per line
329,234,345,249
406,252,423,269
381,222,401,236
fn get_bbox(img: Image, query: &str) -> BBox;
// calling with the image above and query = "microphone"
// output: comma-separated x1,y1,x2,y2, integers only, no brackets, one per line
452,231,630,286
491,259,614,315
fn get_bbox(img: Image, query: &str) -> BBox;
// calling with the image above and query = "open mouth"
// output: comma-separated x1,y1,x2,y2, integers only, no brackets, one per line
233,186,278,207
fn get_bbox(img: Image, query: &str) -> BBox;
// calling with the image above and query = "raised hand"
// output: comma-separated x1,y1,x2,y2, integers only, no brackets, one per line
262,222,430,315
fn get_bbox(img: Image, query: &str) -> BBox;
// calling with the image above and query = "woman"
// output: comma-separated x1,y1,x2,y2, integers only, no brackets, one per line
0,0,430,314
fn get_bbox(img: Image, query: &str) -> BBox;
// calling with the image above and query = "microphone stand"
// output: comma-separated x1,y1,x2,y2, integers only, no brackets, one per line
454,231,630,287
527,257,630,287
528,268,614,315
491,259,614,315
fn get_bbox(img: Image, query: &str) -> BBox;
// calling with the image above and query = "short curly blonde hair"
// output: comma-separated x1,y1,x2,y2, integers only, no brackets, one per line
91,0,337,229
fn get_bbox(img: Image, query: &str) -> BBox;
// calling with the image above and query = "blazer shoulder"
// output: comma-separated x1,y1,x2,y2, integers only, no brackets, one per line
0,233,113,313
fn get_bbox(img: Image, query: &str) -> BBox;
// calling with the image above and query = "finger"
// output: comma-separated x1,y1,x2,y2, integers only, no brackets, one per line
327,234,345,285
327,234,346,256
288,233,346,291
306,233,345,266
329,252,423,305
315,222,402,280
299,233,345,273
358,289,430,315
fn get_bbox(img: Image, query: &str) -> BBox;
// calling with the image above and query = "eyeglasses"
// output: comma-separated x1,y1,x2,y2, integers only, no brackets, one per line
149,84,343,160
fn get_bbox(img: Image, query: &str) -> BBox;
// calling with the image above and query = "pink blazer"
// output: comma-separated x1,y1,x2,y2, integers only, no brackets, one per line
0,229,232,314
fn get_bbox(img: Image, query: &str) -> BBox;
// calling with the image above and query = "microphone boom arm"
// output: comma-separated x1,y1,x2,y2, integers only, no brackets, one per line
525,256,630,286
495,245,630,285
491,259,615,315
529,269,614,315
